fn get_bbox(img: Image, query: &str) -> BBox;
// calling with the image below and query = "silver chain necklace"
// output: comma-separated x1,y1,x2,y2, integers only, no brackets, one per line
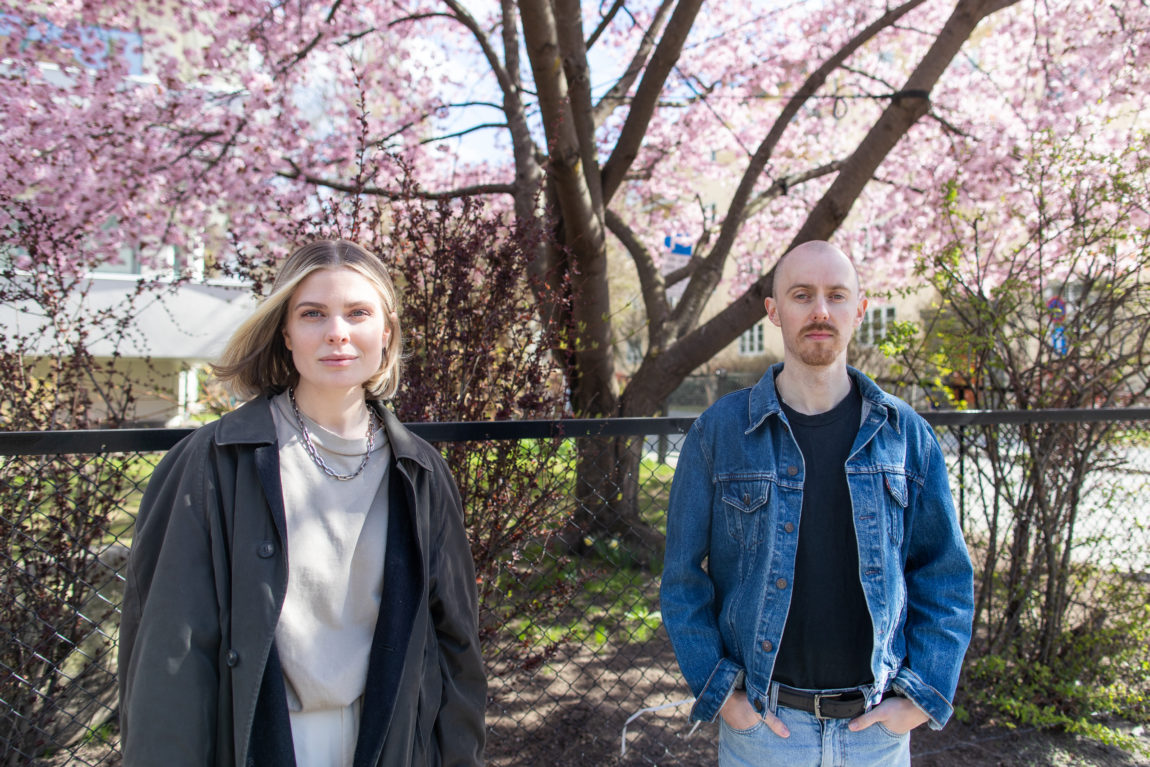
288,387,376,481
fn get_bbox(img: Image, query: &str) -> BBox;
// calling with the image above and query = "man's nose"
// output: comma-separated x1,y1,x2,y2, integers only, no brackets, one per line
810,295,830,320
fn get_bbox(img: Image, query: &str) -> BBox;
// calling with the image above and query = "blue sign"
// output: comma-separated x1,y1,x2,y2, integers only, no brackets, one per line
664,234,693,256
1050,325,1068,356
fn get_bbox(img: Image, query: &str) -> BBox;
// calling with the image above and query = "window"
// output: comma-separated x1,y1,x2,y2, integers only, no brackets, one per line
858,306,896,347
624,337,644,366
738,322,765,356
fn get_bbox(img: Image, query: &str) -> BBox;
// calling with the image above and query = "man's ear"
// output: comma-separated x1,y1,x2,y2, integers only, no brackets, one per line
765,296,781,327
854,295,869,327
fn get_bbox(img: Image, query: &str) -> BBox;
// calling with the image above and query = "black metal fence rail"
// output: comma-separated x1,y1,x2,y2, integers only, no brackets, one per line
2,409,1149,766
5,409,1150,456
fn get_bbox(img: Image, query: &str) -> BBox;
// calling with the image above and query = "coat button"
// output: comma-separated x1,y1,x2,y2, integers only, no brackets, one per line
787,465,798,476
784,522,795,533
761,640,773,652
258,541,276,558
742,493,750,505
776,578,787,589
226,649,239,667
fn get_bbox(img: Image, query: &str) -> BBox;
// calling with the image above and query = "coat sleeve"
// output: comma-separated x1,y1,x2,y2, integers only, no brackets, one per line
893,423,975,729
659,419,743,723
118,431,229,765
426,452,487,766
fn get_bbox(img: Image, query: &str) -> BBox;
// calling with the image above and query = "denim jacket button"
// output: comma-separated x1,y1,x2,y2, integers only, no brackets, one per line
787,465,798,476
742,493,750,505
752,697,764,713
761,640,773,652
784,522,795,533
776,578,787,589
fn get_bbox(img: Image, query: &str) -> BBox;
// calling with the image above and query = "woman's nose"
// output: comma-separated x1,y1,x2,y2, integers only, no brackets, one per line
325,318,350,343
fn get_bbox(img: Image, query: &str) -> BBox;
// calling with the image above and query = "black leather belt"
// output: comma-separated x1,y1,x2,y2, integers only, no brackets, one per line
775,684,868,719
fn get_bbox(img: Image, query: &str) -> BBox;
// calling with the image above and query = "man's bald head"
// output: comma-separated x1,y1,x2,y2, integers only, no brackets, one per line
769,241,861,298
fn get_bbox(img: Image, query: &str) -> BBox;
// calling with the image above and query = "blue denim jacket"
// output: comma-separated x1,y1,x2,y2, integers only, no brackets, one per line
661,364,973,729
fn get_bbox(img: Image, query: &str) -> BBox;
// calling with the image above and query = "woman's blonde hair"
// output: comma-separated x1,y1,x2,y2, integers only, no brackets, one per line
213,240,403,400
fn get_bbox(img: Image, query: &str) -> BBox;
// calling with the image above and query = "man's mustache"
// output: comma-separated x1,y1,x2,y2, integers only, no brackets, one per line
801,323,837,336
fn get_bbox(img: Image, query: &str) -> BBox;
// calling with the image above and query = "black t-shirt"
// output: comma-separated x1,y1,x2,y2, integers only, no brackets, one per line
772,378,875,689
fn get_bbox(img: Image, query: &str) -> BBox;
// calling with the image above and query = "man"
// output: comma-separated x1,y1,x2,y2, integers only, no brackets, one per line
661,240,973,766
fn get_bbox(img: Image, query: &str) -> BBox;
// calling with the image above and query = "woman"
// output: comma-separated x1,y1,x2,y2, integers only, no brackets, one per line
118,240,486,767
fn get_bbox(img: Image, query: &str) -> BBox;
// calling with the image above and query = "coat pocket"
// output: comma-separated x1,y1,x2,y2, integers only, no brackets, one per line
718,477,772,550
883,471,908,547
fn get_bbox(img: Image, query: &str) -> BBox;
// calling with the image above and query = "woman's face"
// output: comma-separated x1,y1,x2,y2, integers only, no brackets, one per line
282,267,392,400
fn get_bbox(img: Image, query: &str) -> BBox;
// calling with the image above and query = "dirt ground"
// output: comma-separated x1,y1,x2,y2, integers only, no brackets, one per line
40,628,1150,767
479,628,1150,767
43,710,1150,766
912,719,1150,767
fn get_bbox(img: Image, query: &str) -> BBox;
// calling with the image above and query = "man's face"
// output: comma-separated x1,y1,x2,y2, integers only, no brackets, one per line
764,244,867,369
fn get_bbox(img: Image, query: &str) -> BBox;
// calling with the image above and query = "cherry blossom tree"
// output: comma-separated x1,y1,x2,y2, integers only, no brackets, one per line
4,0,1147,417
2,0,1147,539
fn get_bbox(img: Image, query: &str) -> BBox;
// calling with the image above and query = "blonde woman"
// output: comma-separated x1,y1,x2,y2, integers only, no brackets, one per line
119,240,485,766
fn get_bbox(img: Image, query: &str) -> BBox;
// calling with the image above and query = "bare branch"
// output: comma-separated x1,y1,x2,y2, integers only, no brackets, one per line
276,162,515,200
593,0,676,126
420,122,509,144
586,0,625,49
744,160,846,219
436,1,519,105
600,0,702,201
606,208,670,344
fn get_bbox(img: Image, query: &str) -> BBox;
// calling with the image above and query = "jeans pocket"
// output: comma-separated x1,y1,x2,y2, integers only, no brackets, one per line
720,717,766,736
874,721,911,739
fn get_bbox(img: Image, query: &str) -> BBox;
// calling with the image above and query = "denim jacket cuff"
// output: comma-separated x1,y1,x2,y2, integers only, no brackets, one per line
689,658,744,723
893,666,954,730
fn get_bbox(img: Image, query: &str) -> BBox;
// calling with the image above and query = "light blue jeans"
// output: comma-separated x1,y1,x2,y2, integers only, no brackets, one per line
718,704,911,767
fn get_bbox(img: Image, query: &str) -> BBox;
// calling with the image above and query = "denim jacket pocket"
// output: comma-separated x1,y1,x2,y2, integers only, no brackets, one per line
719,477,772,550
883,471,908,547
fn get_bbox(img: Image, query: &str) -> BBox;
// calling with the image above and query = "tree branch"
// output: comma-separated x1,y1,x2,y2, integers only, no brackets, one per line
592,0,676,126
600,0,704,204
277,0,345,74
605,208,670,347
626,0,1022,409
586,0,625,49
277,162,515,200
421,122,509,144
744,160,846,219
668,0,929,338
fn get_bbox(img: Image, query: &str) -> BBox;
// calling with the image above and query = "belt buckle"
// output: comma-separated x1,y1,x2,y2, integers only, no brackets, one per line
812,693,826,719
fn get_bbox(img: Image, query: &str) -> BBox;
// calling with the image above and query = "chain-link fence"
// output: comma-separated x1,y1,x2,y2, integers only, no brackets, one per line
2,411,1149,766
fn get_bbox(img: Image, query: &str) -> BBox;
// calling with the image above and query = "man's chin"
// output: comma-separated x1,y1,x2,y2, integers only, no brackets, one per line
796,348,841,367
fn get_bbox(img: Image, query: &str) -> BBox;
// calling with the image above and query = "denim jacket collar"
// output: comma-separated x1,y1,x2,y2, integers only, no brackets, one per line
747,363,902,436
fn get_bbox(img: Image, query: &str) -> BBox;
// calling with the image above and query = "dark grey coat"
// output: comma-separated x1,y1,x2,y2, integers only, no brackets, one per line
118,396,486,766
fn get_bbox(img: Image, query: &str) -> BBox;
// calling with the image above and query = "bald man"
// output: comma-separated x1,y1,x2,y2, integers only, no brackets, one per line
661,241,973,766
